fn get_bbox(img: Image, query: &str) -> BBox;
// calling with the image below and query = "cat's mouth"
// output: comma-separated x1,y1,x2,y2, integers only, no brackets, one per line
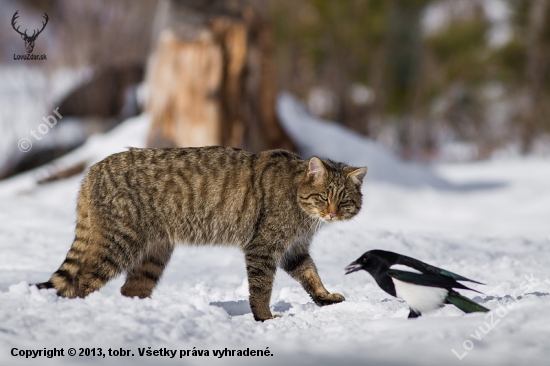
321,214,340,222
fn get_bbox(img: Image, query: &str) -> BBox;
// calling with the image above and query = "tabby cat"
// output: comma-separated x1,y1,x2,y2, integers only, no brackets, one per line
37,147,367,321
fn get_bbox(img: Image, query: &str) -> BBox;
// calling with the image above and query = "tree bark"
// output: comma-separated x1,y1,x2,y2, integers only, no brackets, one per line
146,0,295,151
521,0,549,154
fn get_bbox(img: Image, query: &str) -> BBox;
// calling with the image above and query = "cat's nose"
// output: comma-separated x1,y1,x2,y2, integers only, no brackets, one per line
328,212,336,218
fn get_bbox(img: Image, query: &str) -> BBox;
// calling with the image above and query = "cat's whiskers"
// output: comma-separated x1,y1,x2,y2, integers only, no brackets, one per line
306,215,318,234
302,215,322,237
314,217,323,235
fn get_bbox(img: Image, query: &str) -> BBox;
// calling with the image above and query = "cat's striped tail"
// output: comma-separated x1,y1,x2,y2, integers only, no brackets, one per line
35,183,92,298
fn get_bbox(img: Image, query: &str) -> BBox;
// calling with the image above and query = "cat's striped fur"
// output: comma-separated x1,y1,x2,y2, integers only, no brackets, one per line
37,147,367,321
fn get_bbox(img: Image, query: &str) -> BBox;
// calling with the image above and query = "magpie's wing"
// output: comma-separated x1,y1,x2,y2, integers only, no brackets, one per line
387,269,482,293
396,255,485,285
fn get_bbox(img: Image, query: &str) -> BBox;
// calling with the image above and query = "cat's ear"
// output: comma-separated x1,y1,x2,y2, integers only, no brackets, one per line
347,167,367,186
308,157,327,184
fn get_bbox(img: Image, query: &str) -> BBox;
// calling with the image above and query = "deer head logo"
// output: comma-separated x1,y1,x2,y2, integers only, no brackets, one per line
12,11,49,54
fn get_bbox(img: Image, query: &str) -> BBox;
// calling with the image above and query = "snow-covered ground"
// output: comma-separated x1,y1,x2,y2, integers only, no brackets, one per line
0,95,549,366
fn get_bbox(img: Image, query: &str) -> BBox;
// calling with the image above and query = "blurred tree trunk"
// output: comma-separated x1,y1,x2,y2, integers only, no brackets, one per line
391,1,425,160
146,0,295,151
521,0,550,154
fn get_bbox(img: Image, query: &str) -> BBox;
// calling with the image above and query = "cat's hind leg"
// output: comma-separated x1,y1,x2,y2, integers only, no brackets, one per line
120,241,174,298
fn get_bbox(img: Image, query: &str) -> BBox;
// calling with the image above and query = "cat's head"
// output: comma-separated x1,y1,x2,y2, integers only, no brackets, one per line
298,157,367,223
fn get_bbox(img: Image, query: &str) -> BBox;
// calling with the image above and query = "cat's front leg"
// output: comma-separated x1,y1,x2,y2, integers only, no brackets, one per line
244,252,278,321
281,251,345,306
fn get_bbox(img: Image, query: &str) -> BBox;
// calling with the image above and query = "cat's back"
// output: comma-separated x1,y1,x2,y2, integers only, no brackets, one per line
85,146,301,189
83,147,304,245
88,146,254,177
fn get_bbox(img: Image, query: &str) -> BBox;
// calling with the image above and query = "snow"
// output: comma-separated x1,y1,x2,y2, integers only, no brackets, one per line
0,67,92,176
0,113,150,196
1,94,549,366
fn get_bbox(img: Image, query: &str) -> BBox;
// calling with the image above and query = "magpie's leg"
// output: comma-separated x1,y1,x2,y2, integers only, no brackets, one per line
408,309,421,319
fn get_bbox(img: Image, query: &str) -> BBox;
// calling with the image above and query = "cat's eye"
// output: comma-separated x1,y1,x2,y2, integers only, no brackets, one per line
320,194,328,201
340,199,349,204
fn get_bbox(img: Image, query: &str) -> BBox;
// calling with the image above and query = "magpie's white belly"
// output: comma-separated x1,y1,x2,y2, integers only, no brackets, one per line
392,279,448,313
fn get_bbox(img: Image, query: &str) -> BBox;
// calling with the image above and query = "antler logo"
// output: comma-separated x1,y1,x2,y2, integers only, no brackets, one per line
11,10,49,54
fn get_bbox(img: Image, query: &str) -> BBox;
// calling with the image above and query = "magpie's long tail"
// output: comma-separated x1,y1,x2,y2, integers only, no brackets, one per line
446,291,489,313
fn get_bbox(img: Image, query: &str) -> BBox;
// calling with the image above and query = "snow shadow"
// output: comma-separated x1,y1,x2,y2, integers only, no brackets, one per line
445,181,508,192
473,292,550,305
273,300,293,313
210,300,292,316
210,300,251,316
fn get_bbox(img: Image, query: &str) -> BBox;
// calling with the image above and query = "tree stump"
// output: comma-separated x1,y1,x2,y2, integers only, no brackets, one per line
146,0,295,151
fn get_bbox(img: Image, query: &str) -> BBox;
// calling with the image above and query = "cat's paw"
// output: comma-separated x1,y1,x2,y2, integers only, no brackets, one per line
313,293,345,306
254,313,281,322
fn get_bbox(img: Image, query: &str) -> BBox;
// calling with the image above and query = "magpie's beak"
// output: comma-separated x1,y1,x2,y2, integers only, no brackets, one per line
344,260,362,275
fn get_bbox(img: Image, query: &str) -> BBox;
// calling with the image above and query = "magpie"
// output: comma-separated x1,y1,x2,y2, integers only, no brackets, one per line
345,250,489,318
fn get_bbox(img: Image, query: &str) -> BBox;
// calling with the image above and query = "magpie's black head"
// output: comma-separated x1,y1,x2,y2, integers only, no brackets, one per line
345,251,375,275
345,250,396,275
